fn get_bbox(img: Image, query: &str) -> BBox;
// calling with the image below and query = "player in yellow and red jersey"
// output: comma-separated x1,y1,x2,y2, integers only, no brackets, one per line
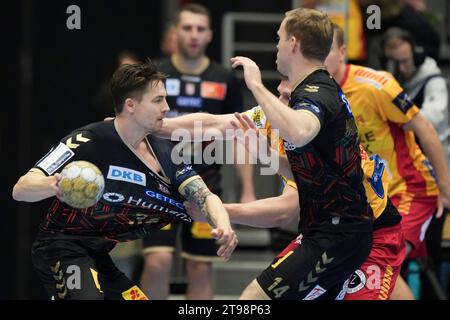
324,24,450,298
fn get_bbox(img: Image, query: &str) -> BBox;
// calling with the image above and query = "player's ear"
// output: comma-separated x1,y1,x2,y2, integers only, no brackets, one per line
290,36,298,53
339,44,347,62
124,98,136,113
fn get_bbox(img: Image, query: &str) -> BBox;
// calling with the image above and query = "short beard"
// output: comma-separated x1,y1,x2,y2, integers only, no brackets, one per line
180,47,203,60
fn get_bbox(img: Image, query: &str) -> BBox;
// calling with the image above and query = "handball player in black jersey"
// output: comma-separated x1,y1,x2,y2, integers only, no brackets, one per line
229,8,373,299
12,60,237,300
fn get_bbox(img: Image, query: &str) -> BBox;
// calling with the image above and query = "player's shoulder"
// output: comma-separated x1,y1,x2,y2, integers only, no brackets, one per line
77,121,114,134
62,121,115,143
292,69,339,103
349,64,397,93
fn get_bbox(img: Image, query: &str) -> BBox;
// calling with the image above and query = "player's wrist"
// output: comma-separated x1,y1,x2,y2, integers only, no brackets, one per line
249,81,264,93
438,180,450,194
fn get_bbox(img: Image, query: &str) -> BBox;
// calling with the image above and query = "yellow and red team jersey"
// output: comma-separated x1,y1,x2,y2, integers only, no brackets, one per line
243,106,390,219
340,64,439,204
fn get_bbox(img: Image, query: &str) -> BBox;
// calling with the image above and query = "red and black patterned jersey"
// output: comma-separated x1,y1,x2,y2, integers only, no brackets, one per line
157,57,243,193
286,68,373,233
33,121,198,242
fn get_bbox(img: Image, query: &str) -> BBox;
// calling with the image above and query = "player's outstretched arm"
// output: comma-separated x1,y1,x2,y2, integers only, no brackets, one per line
225,184,298,228
12,169,62,202
231,112,295,181
179,177,238,260
184,184,299,228
157,113,237,141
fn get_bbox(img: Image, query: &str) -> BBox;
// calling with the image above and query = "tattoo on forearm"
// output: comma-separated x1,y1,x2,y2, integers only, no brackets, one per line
182,179,215,227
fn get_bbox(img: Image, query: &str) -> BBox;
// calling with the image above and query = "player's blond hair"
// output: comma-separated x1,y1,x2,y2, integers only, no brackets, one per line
284,8,333,61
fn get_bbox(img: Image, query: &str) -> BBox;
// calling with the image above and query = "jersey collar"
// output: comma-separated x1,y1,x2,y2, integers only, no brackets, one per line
291,66,327,92
171,54,210,75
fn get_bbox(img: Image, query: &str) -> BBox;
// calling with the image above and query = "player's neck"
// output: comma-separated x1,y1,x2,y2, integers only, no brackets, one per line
114,117,146,149
333,63,347,85
290,60,325,90
172,53,210,75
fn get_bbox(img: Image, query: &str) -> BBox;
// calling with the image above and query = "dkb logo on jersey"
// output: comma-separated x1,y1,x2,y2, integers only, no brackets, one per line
107,165,146,186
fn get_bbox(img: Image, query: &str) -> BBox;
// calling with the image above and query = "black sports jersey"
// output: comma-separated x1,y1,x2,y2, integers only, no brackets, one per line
286,68,373,233
157,57,243,191
159,57,242,116
34,121,198,242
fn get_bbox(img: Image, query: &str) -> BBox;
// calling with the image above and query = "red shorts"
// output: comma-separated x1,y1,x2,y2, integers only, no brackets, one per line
344,223,405,300
391,195,436,258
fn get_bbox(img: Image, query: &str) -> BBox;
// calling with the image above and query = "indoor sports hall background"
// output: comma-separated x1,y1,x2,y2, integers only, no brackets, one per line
2,0,450,300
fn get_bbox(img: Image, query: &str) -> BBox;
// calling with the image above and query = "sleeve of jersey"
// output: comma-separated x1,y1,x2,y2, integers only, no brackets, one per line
278,143,297,189
376,75,420,124
242,106,269,130
280,175,298,190
278,139,285,155
149,137,199,189
32,130,96,176
290,93,325,127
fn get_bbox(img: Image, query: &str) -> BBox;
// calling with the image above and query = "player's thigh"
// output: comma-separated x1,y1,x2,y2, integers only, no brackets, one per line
92,250,147,300
256,232,372,300
345,224,405,300
32,239,104,300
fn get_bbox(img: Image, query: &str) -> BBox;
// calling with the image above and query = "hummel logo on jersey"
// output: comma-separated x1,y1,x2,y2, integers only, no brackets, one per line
107,165,146,186
304,85,319,93
66,133,91,149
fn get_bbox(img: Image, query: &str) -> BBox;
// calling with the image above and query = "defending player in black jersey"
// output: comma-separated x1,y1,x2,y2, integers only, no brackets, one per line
230,8,373,299
12,60,237,300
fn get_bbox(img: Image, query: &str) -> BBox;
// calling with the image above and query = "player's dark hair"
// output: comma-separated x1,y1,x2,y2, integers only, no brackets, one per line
176,3,211,26
110,59,167,114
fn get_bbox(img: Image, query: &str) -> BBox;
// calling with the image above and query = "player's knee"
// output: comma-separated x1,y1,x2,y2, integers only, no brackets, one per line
143,252,173,274
186,260,211,281
240,279,269,300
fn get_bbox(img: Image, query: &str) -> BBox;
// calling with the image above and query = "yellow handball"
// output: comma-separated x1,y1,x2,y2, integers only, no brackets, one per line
58,160,105,209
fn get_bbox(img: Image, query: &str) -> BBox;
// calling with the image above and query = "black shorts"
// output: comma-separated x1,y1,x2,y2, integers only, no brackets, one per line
31,236,148,300
142,221,219,261
257,231,372,300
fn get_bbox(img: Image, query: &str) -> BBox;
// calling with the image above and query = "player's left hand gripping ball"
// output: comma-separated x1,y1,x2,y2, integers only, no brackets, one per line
58,161,105,208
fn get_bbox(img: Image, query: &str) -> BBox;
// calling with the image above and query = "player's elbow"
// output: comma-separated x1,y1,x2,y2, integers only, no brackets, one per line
272,208,298,228
12,175,35,202
288,128,316,148
12,181,25,201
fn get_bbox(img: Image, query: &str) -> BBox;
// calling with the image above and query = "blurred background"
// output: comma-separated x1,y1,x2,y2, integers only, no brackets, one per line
2,0,450,299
